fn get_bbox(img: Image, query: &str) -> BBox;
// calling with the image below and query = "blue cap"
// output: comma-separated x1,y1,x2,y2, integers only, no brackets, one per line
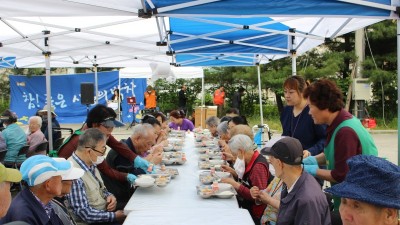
20,155,71,186
326,155,400,209
101,117,124,128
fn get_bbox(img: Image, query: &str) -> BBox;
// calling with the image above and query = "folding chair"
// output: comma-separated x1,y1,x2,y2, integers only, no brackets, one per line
0,150,7,163
9,145,30,190
52,137,65,151
34,141,48,156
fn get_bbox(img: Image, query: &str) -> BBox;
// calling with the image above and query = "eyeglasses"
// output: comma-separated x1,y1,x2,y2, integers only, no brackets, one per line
86,146,107,156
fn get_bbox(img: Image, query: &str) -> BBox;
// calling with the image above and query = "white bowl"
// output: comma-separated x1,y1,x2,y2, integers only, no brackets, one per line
218,183,232,192
135,177,155,188
163,144,173,151
215,171,230,178
216,190,235,199
209,159,225,166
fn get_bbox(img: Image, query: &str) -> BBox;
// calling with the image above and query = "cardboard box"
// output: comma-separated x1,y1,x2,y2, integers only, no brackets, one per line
206,106,217,118
195,107,207,128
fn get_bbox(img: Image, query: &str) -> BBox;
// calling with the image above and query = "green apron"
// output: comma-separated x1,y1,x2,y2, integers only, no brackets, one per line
324,116,378,210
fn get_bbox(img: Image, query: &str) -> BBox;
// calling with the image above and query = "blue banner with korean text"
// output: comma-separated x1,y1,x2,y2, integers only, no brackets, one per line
9,71,146,124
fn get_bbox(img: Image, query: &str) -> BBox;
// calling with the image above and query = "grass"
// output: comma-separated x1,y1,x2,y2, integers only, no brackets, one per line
247,116,282,133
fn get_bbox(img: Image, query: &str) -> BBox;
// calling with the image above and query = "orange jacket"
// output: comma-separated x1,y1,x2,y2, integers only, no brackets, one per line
213,89,225,105
144,90,157,108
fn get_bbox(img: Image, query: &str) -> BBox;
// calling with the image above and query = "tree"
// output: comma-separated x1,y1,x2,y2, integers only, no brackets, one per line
154,78,202,115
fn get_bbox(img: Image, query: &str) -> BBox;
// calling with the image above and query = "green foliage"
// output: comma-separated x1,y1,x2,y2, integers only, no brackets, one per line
0,100,10,113
251,103,280,120
154,78,202,114
363,20,397,120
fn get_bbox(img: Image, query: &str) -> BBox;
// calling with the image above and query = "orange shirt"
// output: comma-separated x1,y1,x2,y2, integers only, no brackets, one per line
213,89,225,105
144,90,157,108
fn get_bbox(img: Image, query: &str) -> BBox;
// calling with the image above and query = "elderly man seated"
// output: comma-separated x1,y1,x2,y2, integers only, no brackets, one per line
264,137,331,225
326,155,400,225
103,124,162,208
221,134,270,224
27,116,47,156
67,128,126,225
0,155,72,225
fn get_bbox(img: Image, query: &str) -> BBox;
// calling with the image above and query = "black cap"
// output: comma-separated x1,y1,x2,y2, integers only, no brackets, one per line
263,137,303,165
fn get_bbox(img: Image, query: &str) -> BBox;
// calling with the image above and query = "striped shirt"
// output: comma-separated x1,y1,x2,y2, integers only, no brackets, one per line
30,190,53,218
66,153,115,223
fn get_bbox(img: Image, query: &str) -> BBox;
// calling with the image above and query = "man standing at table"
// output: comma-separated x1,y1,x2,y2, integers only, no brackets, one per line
67,128,126,225
213,85,225,118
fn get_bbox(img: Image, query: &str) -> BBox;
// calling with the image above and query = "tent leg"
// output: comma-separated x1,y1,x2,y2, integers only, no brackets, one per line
44,33,53,151
257,65,264,125
94,55,99,104
291,52,297,76
397,19,400,166
201,75,205,128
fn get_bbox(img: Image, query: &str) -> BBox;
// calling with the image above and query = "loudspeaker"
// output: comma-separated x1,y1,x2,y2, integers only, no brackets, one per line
80,83,94,105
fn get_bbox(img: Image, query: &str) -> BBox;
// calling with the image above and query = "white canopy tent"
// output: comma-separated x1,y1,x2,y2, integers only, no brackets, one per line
1,0,399,163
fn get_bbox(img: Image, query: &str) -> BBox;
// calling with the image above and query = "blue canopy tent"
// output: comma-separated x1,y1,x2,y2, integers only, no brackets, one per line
143,0,395,17
139,0,399,164
0,57,16,68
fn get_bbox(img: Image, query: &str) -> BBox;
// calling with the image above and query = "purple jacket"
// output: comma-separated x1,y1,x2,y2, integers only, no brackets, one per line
169,118,194,131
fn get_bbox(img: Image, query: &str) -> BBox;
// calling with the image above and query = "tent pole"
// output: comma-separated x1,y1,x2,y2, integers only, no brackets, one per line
201,73,205,128
118,71,121,122
257,65,264,125
397,19,400,166
43,31,53,151
94,55,99,104
291,52,297,76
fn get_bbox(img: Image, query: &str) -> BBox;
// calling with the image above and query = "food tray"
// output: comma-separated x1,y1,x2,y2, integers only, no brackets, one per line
199,152,222,161
198,160,225,169
196,184,237,199
195,142,217,148
155,168,179,178
136,175,171,188
196,147,219,154
199,171,232,184
162,157,186,165
163,152,185,158
138,174,172,183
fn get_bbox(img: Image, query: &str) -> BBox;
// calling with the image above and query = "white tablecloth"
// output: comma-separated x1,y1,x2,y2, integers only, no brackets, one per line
123,208,254,225
124,133,238,213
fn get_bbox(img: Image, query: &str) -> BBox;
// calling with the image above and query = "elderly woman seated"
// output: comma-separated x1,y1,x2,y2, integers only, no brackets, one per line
205,116,220,137
221,134,271,224
217,121,230,143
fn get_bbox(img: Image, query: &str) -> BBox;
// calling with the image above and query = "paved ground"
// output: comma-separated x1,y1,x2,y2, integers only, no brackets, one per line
49,123,399,166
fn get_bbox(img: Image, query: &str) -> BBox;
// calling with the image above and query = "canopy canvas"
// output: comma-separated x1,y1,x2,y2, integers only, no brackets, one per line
0,0,399,164
120,65,204,79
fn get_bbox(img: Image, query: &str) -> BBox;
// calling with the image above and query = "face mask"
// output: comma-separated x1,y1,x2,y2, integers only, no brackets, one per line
93,155,105,165
90,151,105,165
233,153,245,179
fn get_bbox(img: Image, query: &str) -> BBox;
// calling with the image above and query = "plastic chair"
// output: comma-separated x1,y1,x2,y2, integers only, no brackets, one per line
0,150,7,163
34,141,48,155
52,137,65,151
9,145,30,190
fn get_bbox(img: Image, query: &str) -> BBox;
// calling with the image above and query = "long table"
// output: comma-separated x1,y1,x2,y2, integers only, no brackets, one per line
123,133,254,225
